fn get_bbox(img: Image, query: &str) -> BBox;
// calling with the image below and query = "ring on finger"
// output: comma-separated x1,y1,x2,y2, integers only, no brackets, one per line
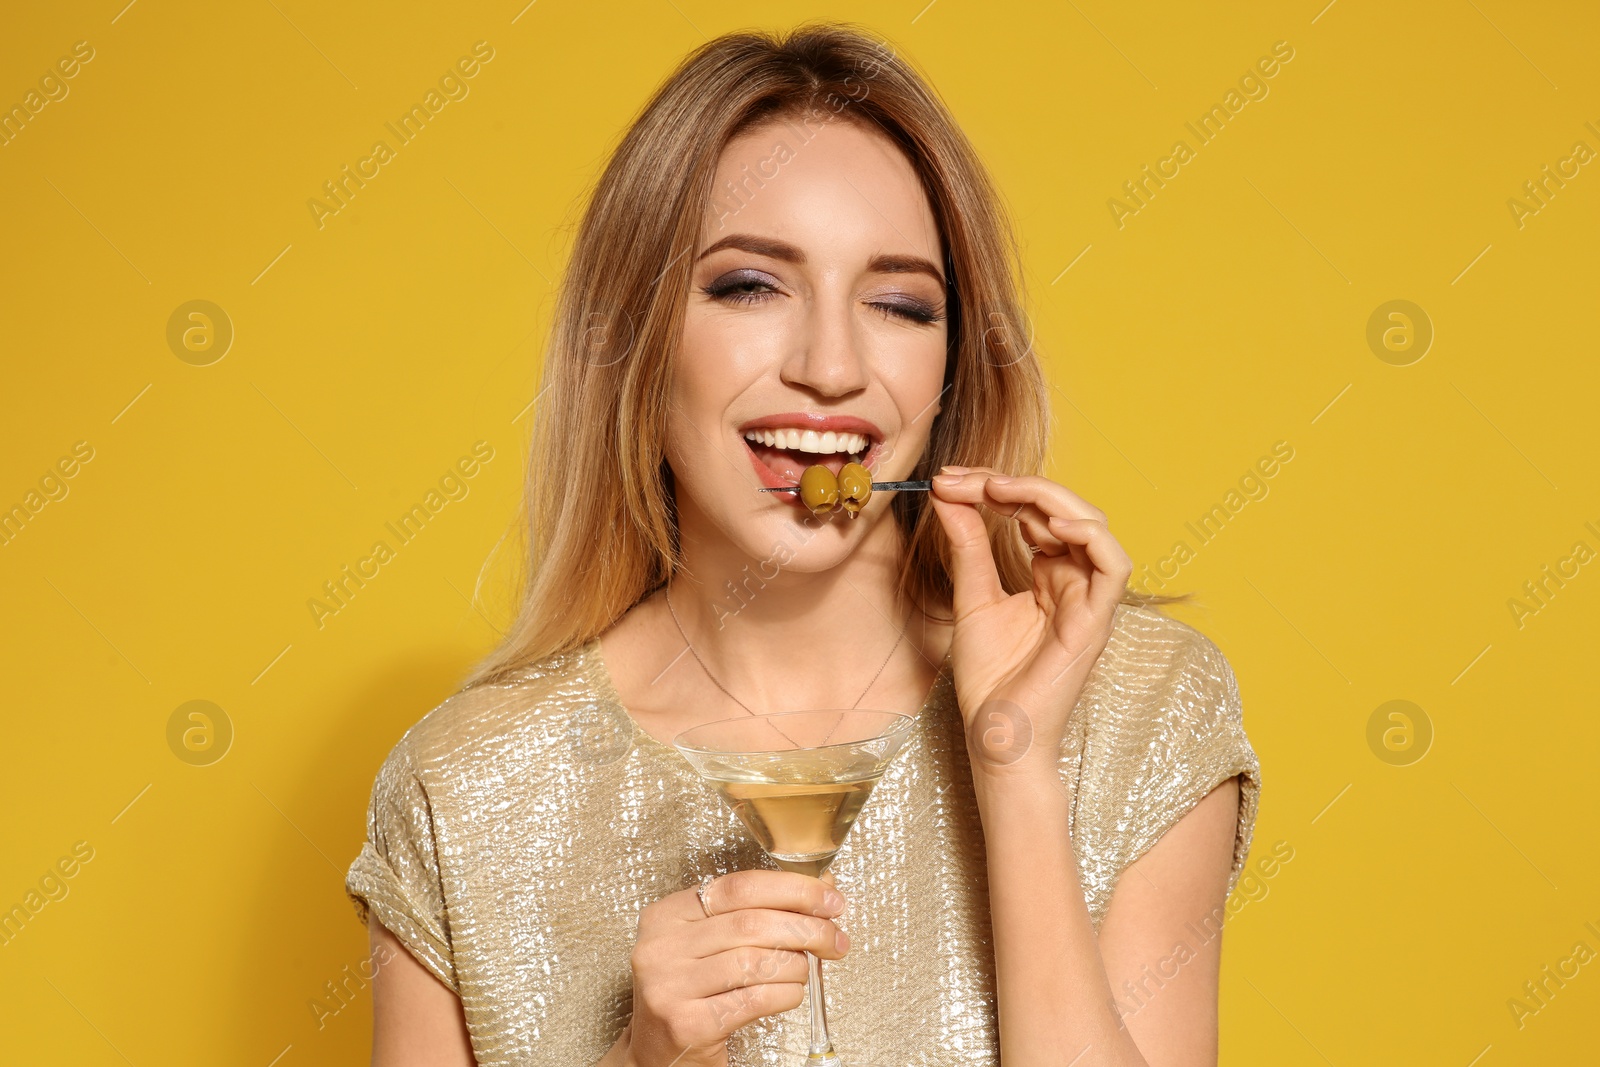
696,873,718,919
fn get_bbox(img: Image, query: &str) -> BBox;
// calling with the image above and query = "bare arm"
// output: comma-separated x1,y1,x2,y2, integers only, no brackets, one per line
1098,776,1240,1063
975,769,1241,1066
927,468,1245,1065
368,914,475,1067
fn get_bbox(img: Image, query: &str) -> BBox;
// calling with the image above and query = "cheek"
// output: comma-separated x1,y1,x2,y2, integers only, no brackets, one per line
674,312,777,402
669,307,797,459
666,319,760,473
876,342,947,451
683,305,792,374
879,318,948,394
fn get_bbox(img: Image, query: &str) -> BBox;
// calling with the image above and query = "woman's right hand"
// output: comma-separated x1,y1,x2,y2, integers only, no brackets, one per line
607,869,850,1067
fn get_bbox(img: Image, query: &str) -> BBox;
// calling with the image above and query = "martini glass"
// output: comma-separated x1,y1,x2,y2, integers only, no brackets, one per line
674,709,918,1066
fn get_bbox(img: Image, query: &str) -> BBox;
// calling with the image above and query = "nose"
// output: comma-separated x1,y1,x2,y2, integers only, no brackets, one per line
779,286,870,397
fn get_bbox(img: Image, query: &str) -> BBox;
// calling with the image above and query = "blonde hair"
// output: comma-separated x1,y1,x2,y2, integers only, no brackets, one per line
465,21,1181,688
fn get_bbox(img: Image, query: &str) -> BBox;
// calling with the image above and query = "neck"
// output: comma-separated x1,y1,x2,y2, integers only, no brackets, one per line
663,502,939,714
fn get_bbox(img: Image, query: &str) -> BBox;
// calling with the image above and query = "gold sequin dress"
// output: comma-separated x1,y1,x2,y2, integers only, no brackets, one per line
345,603,1261,1065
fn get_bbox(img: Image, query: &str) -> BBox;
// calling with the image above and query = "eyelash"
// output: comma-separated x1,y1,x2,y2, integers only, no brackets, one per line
701,277,943,325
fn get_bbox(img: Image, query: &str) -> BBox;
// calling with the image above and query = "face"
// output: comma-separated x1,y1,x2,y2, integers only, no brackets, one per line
667,114,950,569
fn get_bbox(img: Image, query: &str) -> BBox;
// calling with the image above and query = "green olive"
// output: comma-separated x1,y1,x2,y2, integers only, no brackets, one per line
838,462,872,516
799,464,840,517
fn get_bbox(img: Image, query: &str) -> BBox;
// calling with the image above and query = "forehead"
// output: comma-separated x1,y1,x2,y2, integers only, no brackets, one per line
703,116,942,262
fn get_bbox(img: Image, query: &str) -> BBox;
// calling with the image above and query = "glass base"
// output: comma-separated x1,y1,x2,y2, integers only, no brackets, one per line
806,1052,843,1067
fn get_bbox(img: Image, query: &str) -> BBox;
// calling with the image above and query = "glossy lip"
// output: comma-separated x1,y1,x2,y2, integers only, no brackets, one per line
737,412,886,505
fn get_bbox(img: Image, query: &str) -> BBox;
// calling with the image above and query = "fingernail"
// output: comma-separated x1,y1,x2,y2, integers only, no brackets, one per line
933,474,960,486
988,475,1012,484
835,928,850,952
940,465,970,474
1049,516,1072,528
822,889,844,914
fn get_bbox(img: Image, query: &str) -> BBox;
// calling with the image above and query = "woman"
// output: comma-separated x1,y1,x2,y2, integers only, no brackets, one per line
346,21,1260,1067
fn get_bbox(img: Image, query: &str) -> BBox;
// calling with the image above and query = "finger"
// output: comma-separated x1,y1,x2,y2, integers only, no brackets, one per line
696,908,848,960
1047,517,1131,580
1048,517,1133,615
692,945,811,998
694,869,844,922
1016,509,1074,558
929,468,1009,507
928,490,1006,612
933,473,1095,557
979,474,1107,525
701,982,807,1039
817,870,848,916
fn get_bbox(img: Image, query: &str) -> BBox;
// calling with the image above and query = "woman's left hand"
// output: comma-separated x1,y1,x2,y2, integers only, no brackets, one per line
927,466,1133,779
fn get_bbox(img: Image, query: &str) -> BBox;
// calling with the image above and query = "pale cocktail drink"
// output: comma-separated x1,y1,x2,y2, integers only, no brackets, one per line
711,773,882,877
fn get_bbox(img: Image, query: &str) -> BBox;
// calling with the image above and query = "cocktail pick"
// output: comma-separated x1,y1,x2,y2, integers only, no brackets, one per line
758,480,931,493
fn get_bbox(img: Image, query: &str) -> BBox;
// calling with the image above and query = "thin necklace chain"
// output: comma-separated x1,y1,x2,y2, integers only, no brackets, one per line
664,582,910,716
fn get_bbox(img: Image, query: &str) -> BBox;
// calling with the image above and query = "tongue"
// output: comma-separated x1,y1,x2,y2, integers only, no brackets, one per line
751,444,852,482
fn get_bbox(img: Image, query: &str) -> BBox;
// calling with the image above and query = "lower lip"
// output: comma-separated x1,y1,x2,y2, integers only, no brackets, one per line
743,440,880,509
746,443,806,508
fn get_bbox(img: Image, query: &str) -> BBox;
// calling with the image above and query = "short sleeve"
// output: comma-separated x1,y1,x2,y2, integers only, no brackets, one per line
1069,611,1264,925
1124,627,1262,898
344,735,458,993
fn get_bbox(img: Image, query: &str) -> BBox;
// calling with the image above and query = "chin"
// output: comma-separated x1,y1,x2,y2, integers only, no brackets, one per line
707,503,867,572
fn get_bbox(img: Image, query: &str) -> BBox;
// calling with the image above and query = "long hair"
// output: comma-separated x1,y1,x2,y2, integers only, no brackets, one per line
464,21,1181,688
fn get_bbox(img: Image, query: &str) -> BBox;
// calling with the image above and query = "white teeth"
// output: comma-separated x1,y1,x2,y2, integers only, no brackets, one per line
742,428,873,455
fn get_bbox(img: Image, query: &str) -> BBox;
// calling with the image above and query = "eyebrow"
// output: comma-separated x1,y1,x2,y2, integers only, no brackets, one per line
696,232,945,284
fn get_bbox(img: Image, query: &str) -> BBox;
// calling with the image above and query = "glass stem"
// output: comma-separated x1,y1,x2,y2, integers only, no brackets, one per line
805,949,838,1064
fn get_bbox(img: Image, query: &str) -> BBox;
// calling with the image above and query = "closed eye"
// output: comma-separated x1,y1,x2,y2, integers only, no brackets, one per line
870,299,943,325
702,273,943,324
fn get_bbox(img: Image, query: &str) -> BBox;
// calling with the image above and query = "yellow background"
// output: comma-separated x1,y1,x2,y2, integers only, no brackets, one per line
2,0,1595,1063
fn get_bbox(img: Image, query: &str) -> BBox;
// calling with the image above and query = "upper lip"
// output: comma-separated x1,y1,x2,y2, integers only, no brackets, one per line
737,412,883,441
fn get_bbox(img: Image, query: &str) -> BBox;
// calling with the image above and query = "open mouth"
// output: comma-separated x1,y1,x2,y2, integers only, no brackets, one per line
738,415,883,501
